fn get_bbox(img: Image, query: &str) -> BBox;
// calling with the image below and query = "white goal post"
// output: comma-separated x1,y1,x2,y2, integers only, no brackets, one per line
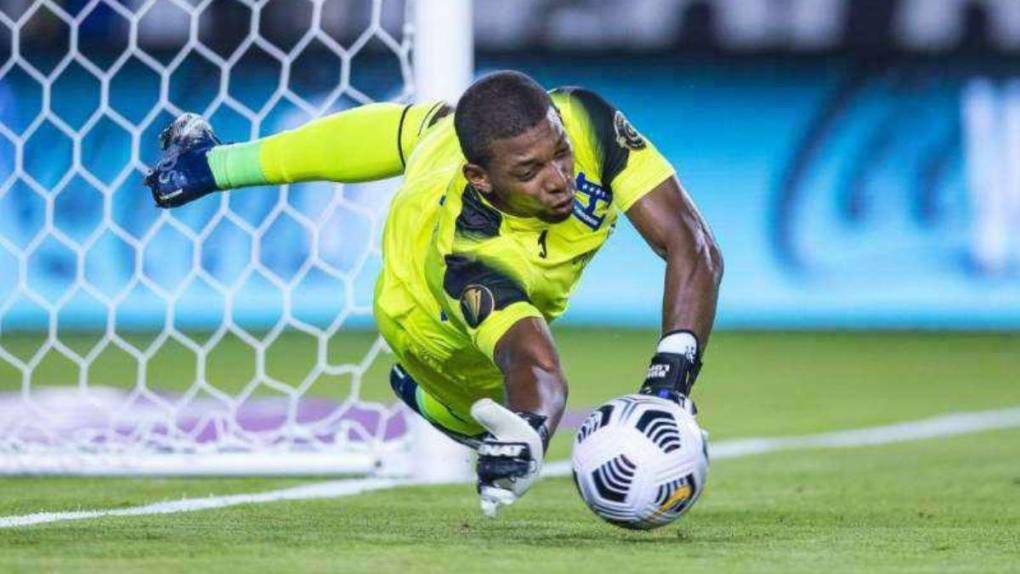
0,0,473,477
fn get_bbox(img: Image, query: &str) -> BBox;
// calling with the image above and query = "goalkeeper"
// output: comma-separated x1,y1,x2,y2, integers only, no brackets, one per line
144,71,723,516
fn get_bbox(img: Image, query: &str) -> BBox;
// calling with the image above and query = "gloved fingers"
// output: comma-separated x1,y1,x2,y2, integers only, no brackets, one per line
479,485,517,518
143,168,157,189
143,169,169,208
158,124,172,151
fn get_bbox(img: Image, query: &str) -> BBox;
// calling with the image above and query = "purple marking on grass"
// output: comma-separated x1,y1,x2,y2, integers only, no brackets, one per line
0,389,588,447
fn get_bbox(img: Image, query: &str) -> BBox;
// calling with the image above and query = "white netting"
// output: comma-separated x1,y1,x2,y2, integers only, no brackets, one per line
0,0,418,475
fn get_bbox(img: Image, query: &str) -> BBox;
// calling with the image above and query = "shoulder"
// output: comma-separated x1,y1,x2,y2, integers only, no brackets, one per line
403,110,461,177
551,87,648,186
550,86,613,117
551,86,647,152
405,101,454,138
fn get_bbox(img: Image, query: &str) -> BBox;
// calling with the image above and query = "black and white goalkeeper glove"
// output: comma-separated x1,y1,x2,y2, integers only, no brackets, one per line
143,113,220,208
639,330,702,413
471,398,549,518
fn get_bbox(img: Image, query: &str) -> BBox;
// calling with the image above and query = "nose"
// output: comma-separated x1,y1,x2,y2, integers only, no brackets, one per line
544,162,572,195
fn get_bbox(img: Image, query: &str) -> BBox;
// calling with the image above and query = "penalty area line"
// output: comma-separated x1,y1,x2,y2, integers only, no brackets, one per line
3,406,1020,529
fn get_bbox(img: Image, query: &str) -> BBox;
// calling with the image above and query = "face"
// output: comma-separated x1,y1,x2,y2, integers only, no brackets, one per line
464,107,576,224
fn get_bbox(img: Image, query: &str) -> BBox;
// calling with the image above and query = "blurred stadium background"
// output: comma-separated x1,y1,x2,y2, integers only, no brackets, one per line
0,1,1019,570
4,0,1020,335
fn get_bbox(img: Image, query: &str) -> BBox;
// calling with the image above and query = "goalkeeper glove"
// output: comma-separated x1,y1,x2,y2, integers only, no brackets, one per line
471,398,549,518
143,113,220,208
639,330,702,413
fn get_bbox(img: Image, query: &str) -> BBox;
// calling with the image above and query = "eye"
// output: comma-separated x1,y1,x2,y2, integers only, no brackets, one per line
517,170,537,182
555,147,570,159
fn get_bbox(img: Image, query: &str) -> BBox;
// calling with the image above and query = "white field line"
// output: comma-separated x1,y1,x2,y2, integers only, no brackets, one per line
544,405,1020,476
3,406,1020,529
0,478,412,528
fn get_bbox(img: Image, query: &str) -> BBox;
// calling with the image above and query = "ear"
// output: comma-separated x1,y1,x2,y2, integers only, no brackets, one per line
463,163,492,194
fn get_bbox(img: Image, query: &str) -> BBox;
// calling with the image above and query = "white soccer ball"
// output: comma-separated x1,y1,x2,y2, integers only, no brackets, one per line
572,394,708,530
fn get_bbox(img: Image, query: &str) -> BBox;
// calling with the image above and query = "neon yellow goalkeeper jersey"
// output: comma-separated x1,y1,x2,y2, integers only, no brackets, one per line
374,87,675,425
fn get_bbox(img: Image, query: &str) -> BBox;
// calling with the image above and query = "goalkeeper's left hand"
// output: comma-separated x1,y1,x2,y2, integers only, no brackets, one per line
471,398,547,518
143,113,220,208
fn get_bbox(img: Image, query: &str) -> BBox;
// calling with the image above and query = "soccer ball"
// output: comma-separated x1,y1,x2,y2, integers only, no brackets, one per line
571,394,708,529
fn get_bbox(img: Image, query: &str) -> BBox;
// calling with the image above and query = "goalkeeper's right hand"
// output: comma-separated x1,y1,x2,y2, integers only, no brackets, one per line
471,399,547,518
143,113,220,208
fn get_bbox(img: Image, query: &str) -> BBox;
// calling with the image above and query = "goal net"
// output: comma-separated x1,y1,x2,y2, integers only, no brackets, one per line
0,0,468,476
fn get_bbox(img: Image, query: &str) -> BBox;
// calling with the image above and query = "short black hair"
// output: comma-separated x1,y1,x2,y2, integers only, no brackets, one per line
454,71,552,166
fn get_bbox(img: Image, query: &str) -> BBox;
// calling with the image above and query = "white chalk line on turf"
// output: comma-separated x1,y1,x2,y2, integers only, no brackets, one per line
3,406,1020,529
0,478,413,529
545,405,1020,475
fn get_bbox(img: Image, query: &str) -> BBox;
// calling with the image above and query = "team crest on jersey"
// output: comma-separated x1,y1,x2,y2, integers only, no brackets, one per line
613,110,646,150
460,284,494,328
573,172,612,230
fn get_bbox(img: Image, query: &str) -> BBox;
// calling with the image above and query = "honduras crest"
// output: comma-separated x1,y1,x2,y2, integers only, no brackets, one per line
573,172,612,230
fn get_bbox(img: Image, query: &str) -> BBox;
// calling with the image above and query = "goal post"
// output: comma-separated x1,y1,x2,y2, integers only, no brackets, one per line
409,0,475,483
0,0,474,477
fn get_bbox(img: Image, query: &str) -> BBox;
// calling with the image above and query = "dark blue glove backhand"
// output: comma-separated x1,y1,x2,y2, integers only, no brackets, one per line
143,113,221,208
639,331,702,413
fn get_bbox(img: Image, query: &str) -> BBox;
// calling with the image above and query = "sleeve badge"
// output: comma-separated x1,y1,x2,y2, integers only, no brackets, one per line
613,110,647,150
460,284,495,328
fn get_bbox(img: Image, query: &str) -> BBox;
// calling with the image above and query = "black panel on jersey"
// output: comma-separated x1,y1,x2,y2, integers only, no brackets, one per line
555,87,631,187
456,185,502,239
425,104,454,130
443,254,529,327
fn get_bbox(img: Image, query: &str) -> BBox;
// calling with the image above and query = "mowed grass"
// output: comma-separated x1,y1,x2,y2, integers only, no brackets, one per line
2,430,1018,573
0,330,1018,573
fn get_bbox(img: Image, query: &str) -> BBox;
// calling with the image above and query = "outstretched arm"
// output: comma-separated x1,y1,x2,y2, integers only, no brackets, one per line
470,316,566,517
626,175,723,401
211,102,447,188
145,102,449,207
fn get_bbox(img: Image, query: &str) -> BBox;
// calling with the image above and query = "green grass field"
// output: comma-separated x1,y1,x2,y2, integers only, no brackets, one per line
1,329,1019,573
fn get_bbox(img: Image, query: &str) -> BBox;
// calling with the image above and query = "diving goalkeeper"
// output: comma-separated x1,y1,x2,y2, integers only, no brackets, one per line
144,71,723,516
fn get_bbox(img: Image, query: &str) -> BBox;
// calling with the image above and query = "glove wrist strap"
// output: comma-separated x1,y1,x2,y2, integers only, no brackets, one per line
640,330,702,399
515,411,550,453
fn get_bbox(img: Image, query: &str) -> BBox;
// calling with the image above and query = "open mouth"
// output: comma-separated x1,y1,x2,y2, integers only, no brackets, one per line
552,198,574,213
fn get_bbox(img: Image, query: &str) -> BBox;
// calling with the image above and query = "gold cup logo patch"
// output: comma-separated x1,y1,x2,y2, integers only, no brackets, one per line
460,284,495,328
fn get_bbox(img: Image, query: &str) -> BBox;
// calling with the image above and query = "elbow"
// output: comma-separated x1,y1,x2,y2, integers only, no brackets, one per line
706,237,724,289
534,359,569,412
557,371,569,410
532,354,569,418
692,221,724,289
665,229,724,289
533,353,569,434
